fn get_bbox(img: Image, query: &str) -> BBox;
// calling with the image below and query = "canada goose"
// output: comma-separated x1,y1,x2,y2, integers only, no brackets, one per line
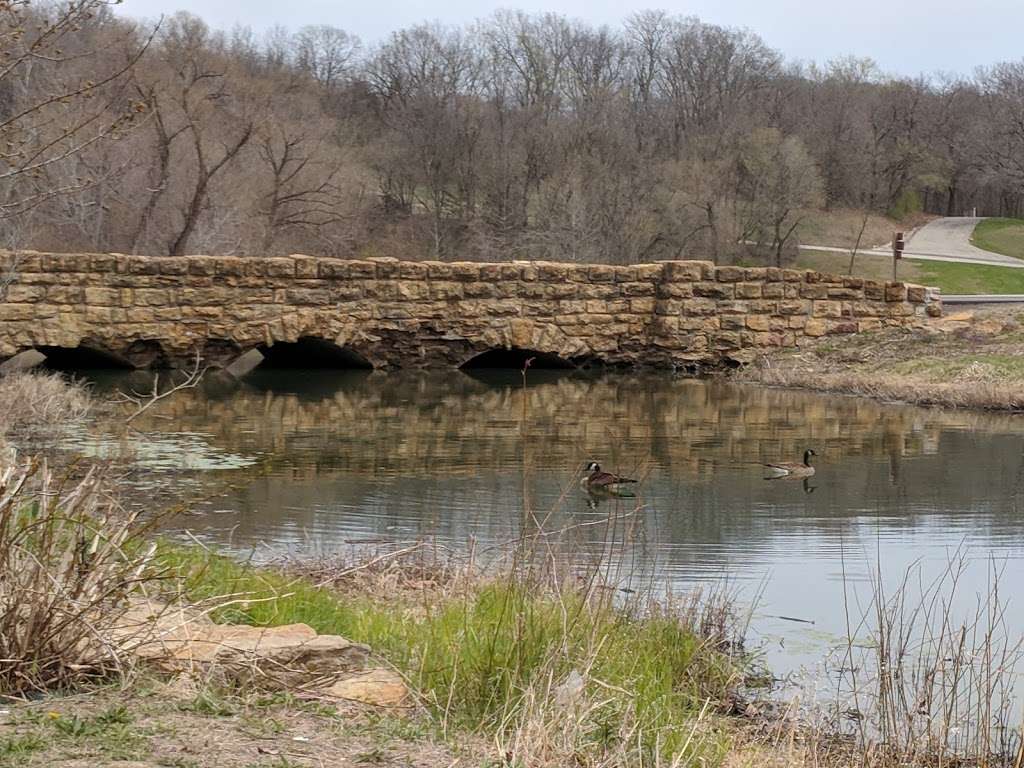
763,449,816,479
582,461,638,493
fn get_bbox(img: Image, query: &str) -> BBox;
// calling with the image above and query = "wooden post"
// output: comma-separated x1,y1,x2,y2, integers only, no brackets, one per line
892,231,905,281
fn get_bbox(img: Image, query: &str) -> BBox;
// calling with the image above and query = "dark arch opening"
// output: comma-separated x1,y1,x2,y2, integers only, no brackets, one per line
124,339,169,369
460,347,575,370
256,336,373,370
37,343,134,372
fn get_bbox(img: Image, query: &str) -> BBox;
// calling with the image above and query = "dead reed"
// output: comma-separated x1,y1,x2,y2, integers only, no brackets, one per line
0,459,162,694
0,370,93,442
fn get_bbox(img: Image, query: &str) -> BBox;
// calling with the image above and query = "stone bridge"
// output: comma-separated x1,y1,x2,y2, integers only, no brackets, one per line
0,251,941,372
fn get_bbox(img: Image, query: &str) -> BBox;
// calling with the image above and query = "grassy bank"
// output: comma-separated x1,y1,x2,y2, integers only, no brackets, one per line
971,217,1024,259
737,306,1024,410
161,545,742,766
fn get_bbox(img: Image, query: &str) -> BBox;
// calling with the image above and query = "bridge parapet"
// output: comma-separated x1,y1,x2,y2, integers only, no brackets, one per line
0,251,941,370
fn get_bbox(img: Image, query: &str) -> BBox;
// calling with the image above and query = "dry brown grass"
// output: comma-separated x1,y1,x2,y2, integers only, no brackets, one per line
739,308,1024,412
0,371,92,441
0,459,163,693
749,365,1024,411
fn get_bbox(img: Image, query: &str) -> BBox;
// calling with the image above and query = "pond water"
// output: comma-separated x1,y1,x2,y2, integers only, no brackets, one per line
78,368,1024,706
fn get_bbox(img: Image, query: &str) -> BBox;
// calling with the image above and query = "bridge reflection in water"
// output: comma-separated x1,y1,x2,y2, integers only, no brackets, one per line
85,369,1024,682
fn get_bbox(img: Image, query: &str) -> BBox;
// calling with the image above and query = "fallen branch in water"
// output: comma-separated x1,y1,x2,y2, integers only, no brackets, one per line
116,352,207,423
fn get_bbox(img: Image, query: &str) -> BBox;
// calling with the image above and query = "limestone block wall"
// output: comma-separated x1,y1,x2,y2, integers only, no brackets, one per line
0,251,941,370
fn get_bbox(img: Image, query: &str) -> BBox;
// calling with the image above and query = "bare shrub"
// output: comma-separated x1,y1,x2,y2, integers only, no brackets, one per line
0,372,93,441
834,551,1024,765
0,460,161,693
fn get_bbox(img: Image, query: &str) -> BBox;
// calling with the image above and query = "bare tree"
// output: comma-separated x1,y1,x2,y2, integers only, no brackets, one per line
0,1,152,224
738,129,824,266
295,25,361,91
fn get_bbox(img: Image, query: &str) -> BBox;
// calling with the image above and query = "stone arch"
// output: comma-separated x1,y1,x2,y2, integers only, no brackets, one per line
36,341,134,371
256,336,374,369
459,347,576,370
123,339,170,369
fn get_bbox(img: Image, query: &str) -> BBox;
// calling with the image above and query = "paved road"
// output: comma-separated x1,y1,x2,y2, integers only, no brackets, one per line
942,294,1024,304
799,216,1024,269
905,217,1021,265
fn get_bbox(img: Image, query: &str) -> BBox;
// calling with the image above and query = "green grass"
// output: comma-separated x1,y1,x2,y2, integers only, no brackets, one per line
159,545,738,765
915,260,1024,294
888,354,1024,381
793,249,923,283
794,248,1024,294
0,705,149,766
971,218,1024,260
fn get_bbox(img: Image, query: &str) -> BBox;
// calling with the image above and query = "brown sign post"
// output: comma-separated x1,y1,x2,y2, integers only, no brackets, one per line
892,231,905,281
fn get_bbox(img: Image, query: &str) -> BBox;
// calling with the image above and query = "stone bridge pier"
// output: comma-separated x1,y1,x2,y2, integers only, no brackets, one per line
0,251,941,373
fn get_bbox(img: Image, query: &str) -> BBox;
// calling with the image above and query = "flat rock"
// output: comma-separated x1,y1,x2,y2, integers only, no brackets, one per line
323,668,409,707
945,311,974,322
117,601,369,686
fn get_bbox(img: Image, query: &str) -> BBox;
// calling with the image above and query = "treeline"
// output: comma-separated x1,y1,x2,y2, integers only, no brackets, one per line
4,1,1024,264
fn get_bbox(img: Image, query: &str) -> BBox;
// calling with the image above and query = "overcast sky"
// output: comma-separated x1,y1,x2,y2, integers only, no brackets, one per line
117,0,1018,77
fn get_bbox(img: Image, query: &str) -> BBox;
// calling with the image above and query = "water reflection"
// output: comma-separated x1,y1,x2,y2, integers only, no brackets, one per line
79,369,1024,683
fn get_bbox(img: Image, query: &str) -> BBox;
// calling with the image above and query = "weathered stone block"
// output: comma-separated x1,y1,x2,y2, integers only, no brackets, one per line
284,289,332,306
657,282,694,298
827,321,858,335
430,282,463,300
906,284,927,302
84,287,120,306
394,262,427,279
41,254,87,273
629,264,663,282
736,283,763,299
812,301,842,318
4,285,45,303
827,287,862,299
680,298,718,316
694,282,734,299
778,300,811,315
746,315,772,331
264,259,296,280
662,261,708,281
864,281,885,300
90,254,117,272
799,284,829,299
449,262,480,281
134,288,174,306
186,257,216,276
0,304,36,321
718,300,750,314
47,286,85,303
537,262,570,281
711,330,742,349
885,283,907,302
803,318,827,337
158,258,189,275
619,281,656,297
715,266,745,282
720,316,746,330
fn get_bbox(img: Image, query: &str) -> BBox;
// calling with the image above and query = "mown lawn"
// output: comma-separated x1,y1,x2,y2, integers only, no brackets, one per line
970,217,1024,260
915,260,1024,294
794,248,1024,294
